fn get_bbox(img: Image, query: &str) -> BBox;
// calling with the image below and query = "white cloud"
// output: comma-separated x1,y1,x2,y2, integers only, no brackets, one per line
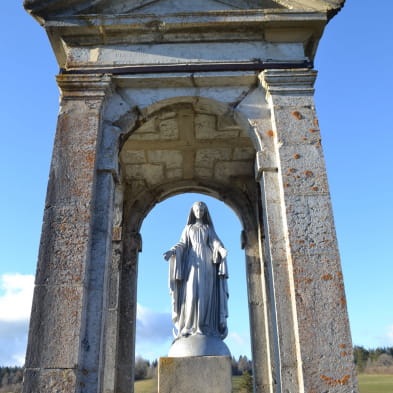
136,304,172,342
135,304,173,360
0,273,34,366
0,320,29,366
225,331,251,359
0,273,34,321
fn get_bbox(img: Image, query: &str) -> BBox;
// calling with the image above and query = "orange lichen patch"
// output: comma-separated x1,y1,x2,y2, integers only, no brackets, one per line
85,151,96,166
266,130,274,137
314,119,319,127
304,170,314,177
320,374,350,386
309,128,319,133
341,351,348,356
297,239,305,244
291,111,302,120
312,186,319,191
284,183,290,188
321,273,333,281
340,297,347,306
340,375,350,384
337,271,343,279
305,278,312,284
293,154,300,159
309,243,315,248
339,344,346,349
289,168,297,173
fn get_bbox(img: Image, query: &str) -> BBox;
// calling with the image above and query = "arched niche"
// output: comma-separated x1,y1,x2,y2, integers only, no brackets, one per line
104,96,273,393
134,192,251,361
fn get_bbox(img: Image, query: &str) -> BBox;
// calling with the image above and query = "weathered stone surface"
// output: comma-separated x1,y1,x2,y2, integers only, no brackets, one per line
24,1,355,393
158,356,232,393
121,150,146,164
195,148,232,168
148,150,183,169
25,285,83,368
23,368,78,393
261,68,357,393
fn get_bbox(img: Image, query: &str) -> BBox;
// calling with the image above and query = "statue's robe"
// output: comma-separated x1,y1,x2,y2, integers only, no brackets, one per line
169,223,228,339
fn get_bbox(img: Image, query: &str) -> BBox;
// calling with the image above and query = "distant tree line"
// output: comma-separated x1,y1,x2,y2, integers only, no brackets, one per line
134,357,158,380
353,346,393,373
1,347,392,391
0,367,23,392
134,354,253,380
231,355,253,376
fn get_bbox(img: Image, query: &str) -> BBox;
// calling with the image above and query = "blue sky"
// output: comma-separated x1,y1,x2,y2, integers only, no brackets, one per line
0,1,392,366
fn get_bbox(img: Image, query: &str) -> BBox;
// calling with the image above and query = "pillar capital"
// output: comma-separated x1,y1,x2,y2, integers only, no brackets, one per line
260,68,317,96
56,74,112,99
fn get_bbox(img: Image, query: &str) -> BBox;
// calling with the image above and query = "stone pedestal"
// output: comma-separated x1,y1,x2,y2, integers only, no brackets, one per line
168,335,231,357
158,356,232,393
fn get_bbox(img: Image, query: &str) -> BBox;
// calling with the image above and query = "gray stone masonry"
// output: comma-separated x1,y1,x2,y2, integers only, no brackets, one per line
158,356,232,393
23,1,357,393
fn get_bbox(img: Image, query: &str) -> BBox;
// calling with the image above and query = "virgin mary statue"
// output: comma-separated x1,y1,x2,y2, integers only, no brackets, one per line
163,202,230,356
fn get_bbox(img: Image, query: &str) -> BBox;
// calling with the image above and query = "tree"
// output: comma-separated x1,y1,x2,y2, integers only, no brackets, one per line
134,356,149,380
238,355,252,375
231,356,240,376
353,346,369,372
239,371,253,393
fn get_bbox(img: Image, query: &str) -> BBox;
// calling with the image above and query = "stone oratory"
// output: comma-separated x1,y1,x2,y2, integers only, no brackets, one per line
23,0,358,392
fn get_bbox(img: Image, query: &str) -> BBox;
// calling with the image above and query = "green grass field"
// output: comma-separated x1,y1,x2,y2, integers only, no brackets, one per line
358,374,393,393
135,375,393,393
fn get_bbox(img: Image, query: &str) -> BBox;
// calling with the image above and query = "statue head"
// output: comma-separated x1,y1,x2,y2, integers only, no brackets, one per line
187,201,214,227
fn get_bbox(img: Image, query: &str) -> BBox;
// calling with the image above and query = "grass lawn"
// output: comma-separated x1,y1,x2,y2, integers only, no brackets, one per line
135,374,393,393
358,374,393,393
134,378,156,393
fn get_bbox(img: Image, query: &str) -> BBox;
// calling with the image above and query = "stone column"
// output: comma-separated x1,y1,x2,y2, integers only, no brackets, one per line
23,74,115,393
116,231,142,393
257,69,358,393
243,225,274,393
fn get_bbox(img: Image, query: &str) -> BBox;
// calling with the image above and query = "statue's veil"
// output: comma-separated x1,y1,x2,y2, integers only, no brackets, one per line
186,201,214,228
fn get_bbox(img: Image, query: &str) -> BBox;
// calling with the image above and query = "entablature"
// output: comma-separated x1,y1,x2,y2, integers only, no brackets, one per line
24,0,345,71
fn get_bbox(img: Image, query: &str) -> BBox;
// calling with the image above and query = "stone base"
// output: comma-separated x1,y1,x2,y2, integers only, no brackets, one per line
168,334,231,357
158,356,232,393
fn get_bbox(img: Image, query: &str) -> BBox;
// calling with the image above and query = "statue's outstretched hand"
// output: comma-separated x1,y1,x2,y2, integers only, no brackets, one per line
163,250,175,261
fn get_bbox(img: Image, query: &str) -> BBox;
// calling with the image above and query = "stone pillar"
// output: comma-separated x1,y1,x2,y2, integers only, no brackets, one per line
116,231,142,393
23,74,114,393
243,226,274,393
257,69,358,393
101,184,124,393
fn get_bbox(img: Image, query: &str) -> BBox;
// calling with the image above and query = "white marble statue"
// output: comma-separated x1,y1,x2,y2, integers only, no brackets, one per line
163,201,229,341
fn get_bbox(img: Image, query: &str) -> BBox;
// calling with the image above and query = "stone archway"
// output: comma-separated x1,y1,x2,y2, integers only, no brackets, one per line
23,0,358,391
104,97,272,392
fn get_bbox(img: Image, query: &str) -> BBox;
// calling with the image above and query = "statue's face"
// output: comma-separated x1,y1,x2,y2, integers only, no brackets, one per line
192,203,205,220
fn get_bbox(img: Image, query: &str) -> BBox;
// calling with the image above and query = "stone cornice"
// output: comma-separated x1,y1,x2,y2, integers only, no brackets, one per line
260,68,317,96
24,0,345,20
274,0,345,19
43,10,326,69
56,74,112,99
